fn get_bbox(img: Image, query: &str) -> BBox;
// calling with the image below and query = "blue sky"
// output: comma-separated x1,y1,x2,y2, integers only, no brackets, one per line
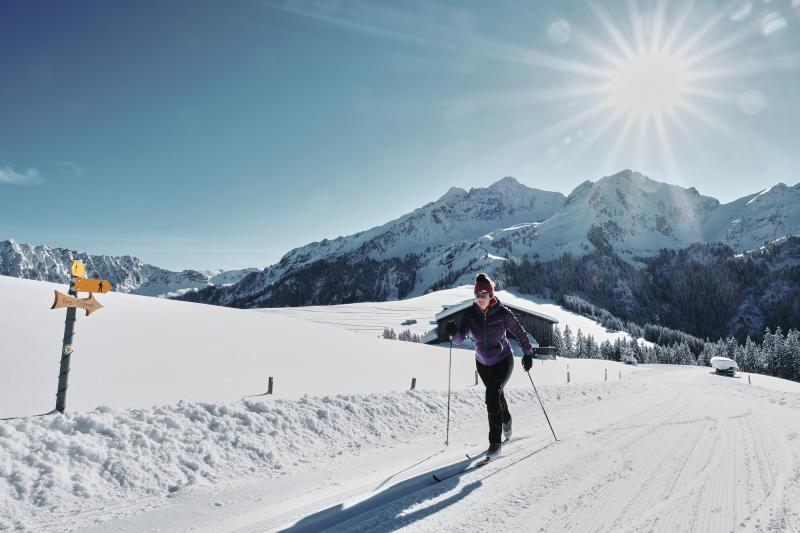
1,0,799,270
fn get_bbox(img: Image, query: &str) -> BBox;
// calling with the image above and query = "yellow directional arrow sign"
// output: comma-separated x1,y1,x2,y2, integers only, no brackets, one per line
51,290,104,316
74,278,113,294
71,260,86,278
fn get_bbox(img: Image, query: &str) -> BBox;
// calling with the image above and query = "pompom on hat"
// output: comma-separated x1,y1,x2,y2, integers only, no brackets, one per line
474,273,495,298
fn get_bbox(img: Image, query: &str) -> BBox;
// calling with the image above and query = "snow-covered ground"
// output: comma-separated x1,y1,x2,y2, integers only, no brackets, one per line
3,275,800,532
257,285,638,349
0,277,639,419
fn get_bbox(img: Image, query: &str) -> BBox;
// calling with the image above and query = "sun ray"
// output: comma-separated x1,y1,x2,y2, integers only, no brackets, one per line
663,109,706,164
516,46,616,78
587,1,637,60
654,113,681,183
559,105,628,171
633,115,651,172
675,99,738,144
659,0,696,55
682,86,738,104
603,112,638,172
683,24,759,69
673,4,730,60
532,98,618,142
447,85,609,117
570,24,627,68
649,0,670,54
499,98,618,164
690,51,800,80
627,0,648,55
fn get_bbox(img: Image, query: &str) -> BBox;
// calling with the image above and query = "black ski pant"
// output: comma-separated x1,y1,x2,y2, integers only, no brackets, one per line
476,355,514,444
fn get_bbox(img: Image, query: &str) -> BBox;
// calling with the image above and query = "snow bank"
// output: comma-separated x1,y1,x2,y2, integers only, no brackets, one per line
0,381,632,531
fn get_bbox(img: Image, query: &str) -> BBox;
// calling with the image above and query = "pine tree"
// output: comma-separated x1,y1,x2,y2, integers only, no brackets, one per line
585,335,598,359
696,342,711,367
613,338,623,361
773,327,792,380
562,325,574,357
674,342,695,365
787,329,800,382
620,342,637,365
744,336,760,373
552,325,564,356
600,340,614,360
575,329,585,358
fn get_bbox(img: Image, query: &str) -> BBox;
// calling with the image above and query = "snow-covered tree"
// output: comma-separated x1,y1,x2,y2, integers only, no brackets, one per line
552,325,564,356
788,329,800,382
600,340,615,360
561,325,574,357
574,329,585,358
674,342,695,366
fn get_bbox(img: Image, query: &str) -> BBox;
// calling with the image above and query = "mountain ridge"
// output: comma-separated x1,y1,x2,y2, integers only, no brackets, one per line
5,171,799,311
177,170,800,309
0,239,257,297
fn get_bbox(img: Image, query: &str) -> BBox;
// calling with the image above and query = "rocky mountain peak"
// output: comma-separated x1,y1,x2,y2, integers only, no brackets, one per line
437,186,467,202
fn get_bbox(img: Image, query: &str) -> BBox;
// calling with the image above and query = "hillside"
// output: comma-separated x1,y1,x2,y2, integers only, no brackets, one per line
0,276,639,419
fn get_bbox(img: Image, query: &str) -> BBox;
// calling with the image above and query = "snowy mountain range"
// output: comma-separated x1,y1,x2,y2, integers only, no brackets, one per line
4,170,798,308
180,170,800,308
0,239,257,296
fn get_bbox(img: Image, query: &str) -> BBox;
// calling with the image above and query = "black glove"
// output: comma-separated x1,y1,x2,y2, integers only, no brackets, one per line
445,319,458,337
522,353,533,372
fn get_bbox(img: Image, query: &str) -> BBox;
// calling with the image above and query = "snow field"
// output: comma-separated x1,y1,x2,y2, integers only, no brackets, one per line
0,276,641,419
6,275,800,531
2,381,634,531
314,368,800,533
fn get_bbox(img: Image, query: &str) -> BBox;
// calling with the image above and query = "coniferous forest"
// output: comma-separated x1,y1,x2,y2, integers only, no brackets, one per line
499,236,800,343
500,237,800,382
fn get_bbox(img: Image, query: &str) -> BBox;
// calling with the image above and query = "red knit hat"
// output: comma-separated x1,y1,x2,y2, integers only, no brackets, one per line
474,273,494,298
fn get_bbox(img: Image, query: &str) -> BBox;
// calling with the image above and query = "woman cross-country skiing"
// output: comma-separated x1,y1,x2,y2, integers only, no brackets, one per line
446,273,535,457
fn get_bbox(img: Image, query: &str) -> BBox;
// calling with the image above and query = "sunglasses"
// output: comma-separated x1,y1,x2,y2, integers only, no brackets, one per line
474,292,490,299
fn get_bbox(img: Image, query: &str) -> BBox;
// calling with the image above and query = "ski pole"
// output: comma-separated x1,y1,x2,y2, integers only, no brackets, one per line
445,339,453,446
526,370,558,442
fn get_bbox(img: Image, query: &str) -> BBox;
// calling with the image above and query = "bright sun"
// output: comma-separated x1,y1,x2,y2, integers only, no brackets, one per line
606,53,691,119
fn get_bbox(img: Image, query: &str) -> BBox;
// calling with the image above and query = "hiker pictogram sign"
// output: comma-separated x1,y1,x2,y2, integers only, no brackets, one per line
74,278,113,293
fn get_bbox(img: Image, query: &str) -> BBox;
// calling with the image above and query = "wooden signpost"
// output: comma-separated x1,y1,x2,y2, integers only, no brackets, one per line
51,260,111,413
52,291,104,316
73,278,112,294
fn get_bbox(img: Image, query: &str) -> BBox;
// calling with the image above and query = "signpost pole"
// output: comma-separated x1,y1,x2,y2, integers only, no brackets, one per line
55,277,78,414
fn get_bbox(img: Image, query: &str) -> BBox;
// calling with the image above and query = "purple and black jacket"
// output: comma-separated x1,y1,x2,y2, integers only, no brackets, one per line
451,298,535,366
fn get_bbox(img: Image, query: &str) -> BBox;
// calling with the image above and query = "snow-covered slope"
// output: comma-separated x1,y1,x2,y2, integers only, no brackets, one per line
0,276,639,419
3,275,800,532
194,177,564,306
276,176,564,267
0,239,256,296
259,285,639,349
706,182,800,252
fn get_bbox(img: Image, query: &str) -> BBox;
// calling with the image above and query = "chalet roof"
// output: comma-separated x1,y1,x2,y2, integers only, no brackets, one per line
434,299,559,324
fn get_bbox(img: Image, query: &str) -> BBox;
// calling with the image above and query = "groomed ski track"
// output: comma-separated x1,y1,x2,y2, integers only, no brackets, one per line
57,366,800,532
